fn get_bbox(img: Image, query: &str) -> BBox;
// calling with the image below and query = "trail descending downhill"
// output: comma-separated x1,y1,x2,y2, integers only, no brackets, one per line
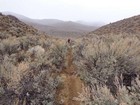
56,46,84,105
1,13,140,105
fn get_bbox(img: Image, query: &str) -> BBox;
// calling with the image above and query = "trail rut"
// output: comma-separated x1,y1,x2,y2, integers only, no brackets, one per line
55,46,84,105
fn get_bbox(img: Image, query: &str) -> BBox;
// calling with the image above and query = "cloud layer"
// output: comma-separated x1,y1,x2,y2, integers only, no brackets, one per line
0,0,140,23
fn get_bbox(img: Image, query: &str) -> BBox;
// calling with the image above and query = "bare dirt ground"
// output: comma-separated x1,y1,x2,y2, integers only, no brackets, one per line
55,46,84,105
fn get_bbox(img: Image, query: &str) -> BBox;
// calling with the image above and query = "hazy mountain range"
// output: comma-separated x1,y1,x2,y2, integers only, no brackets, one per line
3,12,104,38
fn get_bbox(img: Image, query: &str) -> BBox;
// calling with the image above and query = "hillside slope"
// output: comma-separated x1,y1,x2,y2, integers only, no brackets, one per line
1,13,140,105
0,13,40,39
0,13,62,105
3,12,98,38
92,15,140,35
28,21,96,38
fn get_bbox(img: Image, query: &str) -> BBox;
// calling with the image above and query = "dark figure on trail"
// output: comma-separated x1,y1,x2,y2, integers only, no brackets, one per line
68,38,71,44
123,73,137,93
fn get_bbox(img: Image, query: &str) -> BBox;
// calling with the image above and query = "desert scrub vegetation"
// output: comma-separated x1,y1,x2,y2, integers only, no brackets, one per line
0,13,67,105
0,29,70,104
73,34,140,105
0,33,63,104
15,60,60,105
1,13,140,105
0,14,39,38
49,42,68,71
75,84,140,105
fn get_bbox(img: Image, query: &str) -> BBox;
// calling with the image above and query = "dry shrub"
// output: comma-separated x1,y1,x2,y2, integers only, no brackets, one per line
50,43,68,71
74,34,140,104
0,37,20,55
75,84,140,105
27,45,45,59
74,85,117,105
17,69,59,105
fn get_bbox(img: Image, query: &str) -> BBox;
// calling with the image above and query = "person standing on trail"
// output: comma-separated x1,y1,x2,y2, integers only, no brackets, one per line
68,38,71,44
67,38,73,48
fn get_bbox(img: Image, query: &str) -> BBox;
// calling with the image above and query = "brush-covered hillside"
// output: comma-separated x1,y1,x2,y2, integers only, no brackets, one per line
92,15,140,35
0,13,40,39
0,13,140,105
0,13,64,105
3,12,98,38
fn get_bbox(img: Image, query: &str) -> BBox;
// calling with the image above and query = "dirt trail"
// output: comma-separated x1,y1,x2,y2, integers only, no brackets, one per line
56,46,84,105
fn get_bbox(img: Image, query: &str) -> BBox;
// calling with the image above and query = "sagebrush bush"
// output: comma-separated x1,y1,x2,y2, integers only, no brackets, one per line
74,34,140,104
50,44,68,71
17,67,59,105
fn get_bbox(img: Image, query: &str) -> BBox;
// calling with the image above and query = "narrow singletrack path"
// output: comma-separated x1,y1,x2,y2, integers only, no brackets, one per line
56,46,84,105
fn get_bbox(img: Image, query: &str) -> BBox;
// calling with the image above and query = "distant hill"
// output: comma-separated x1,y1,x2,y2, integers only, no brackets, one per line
27,20,97,38
91,15,140,35
3,12,99,38
0,13,40,39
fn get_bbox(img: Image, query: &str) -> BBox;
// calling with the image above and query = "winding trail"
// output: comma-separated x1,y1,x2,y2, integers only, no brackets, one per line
55,46,84,105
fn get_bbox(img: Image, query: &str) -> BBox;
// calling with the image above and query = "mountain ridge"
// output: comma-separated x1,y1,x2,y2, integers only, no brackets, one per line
91,15,140,35
3,12,100,38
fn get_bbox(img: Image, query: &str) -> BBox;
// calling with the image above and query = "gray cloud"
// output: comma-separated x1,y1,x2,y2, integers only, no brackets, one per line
0,0,140,23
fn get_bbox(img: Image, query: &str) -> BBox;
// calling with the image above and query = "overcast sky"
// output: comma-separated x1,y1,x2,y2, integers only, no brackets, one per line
0,0,140,23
